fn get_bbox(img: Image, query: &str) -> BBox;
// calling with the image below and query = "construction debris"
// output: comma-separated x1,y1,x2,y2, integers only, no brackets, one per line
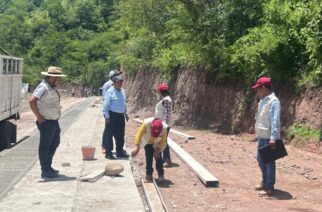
105,162,124,176
80,170,105,182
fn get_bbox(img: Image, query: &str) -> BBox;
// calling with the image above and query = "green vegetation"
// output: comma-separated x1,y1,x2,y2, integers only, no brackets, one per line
287,124,320,140
1,0,322,88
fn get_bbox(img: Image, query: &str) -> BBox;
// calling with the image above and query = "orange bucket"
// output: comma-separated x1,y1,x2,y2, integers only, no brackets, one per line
81,146,96,160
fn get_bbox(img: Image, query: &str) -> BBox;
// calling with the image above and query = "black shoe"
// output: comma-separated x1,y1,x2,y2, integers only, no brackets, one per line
49,167,59,175
105,154,116,159
41,171,58,179
116,152,129,158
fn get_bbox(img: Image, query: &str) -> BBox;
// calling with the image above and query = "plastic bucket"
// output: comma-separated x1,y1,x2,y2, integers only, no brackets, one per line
81,146,96,160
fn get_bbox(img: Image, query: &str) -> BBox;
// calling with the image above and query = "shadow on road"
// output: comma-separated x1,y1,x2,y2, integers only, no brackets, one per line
165,162,179,168
156,179,174,188
270,189,293,200
38,174,77,183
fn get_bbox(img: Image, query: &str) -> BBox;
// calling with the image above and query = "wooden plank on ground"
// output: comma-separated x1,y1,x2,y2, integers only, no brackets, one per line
133,118,195,140
133,118,143,124
168,137,219,187
169,128,195,140
80,170,105,182
141,179,168,212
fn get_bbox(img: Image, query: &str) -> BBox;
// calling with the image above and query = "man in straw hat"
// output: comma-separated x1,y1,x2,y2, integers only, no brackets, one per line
29,66,66,179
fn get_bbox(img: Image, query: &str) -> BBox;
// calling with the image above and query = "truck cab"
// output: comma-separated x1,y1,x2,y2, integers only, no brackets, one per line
0,54,23,151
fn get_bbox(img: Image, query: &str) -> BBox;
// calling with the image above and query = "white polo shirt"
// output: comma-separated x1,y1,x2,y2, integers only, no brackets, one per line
32,80,61,120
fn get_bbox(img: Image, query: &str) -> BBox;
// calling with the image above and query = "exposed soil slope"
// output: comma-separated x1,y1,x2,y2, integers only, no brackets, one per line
125,68,322,135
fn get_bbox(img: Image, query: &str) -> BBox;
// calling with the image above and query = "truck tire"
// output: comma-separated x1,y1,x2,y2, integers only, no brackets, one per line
0,121,17,151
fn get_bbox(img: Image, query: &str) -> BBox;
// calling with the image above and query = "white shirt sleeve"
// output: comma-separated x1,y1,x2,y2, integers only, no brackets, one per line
32,84,47,99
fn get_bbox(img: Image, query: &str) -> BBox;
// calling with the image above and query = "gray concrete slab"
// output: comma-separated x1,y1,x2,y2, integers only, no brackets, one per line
0,98,92,200
0,99,145,212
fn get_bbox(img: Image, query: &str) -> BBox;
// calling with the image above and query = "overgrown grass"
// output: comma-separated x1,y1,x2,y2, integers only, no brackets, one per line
287,124,320,139
286,124,320,148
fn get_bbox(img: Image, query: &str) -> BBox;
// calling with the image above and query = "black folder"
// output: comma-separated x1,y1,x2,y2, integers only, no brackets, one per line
258,139,288,164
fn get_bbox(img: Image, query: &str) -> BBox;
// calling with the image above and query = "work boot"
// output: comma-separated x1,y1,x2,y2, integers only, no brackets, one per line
105,153,116,160
258,188,275,196
255,182,265,191
158,175,165,181
145,175,153,182
116,151,129,158
41,171,58,179
49,167,59,175
163,159,171,168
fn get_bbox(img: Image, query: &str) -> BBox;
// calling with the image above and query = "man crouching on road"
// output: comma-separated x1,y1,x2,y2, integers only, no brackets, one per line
131,118,168,182
29,66,66,179
252,76,281,196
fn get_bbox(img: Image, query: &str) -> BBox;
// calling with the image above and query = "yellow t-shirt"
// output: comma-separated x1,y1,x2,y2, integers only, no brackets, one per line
134,123,167,150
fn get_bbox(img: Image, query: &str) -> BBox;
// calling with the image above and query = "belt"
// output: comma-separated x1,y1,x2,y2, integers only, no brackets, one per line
109,111,124,116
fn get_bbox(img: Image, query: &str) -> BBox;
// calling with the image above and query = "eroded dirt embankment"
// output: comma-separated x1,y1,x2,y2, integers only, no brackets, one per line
125,68,322,135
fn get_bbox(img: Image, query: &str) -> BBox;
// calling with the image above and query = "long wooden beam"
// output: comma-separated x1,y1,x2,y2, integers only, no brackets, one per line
168,137,219,187
133,118,195,140
141,179,168,212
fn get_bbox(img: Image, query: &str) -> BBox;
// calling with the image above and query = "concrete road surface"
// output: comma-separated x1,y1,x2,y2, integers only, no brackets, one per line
0,98,145,212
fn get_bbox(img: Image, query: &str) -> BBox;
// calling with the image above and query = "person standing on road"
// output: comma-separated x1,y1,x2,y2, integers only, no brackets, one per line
71,87,75,97
131,118,168,181
101,70,122,154
84,87,88,97
29,66,66,179
102,70,122,100
155,83,173,167
103,75,129,159
252,76,281,196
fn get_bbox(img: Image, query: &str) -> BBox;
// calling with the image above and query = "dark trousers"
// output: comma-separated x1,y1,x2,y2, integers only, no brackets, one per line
104,111,125,155
36,120,60,172
102,120,109,148
144,144,164,176
163,127,171,161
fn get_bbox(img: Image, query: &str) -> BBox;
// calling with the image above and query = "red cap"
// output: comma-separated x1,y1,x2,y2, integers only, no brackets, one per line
157,83,169,91
151,119,163,137
252,77,271,89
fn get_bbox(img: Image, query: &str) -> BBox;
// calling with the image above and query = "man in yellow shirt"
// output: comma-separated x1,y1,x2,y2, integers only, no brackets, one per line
131,118,168,181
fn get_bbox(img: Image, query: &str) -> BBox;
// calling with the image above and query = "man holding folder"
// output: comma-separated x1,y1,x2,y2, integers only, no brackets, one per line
252,76,281,196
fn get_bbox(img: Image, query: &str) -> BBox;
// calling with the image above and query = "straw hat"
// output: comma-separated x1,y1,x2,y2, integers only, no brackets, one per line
41,66,66,77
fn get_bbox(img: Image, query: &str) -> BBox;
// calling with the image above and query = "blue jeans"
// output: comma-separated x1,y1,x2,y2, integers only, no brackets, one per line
163,127,171,162
257,138,276,189
36,120,60,172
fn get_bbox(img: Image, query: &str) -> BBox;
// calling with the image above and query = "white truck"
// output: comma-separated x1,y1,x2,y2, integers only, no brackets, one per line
0,54,23,151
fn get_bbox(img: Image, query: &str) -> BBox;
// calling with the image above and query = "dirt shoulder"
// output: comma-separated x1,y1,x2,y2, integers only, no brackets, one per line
10,95,322,211
127,114,322,212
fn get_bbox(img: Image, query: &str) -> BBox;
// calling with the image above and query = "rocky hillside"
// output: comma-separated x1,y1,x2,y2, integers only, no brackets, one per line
125,68,322,136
